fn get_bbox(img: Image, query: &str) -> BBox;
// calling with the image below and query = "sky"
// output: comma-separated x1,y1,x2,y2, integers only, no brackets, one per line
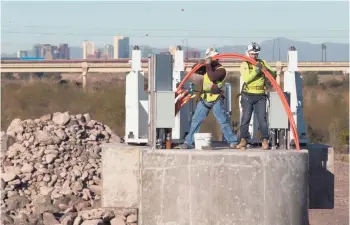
1,0,349,53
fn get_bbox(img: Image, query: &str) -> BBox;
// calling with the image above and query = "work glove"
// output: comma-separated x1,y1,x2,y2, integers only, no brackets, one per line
193,60,206,75
205,57,212,65
255,61,263,73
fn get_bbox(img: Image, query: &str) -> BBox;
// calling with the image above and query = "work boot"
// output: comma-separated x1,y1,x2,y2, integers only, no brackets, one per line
262,139,269,150
236,138,247,150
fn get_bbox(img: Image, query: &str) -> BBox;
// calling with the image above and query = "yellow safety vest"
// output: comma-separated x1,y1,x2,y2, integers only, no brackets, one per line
241,60,267,94
200,66,226,102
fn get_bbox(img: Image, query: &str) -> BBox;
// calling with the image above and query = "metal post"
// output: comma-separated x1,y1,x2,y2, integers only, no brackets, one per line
148,55,156,148
279,129,287,149
222,83,232,142
270,129,276,149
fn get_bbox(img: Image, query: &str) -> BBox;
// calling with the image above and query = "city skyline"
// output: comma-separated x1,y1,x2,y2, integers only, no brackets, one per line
1,1,349,54
5,36,349,62
11,37,132,60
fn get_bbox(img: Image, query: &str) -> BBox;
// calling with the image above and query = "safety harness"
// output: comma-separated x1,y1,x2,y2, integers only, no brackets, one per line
236,59,270,105
199,91,225,110
199,72,226,110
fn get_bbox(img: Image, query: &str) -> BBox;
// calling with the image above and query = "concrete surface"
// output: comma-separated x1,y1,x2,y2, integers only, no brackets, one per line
305,144,335,209
102,144,309,225
101,144,141,208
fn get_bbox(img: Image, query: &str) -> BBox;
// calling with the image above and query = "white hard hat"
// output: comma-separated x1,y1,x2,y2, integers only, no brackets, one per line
205,47,219,59
246,42,261,54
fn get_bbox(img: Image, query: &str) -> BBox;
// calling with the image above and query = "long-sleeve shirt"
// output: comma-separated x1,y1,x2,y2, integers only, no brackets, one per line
192,62,226,82
240,60,276,84
193,62,226,93
239,59,276,94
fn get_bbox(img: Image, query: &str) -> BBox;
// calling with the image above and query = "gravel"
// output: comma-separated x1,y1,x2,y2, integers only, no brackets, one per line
1,112,137,225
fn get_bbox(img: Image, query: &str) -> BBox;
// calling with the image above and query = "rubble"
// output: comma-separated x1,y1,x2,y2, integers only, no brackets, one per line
1,112,137,225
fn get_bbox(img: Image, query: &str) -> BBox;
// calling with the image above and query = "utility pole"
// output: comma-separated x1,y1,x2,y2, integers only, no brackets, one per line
186,39,189,59
182,39,188,59
278,38,281,61
321,44,327,62
272,38,281,61
272,40,275,61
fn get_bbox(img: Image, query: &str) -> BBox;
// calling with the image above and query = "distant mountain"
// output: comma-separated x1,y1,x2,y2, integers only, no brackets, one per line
3,38,349,61
215,37,349,61
142,38,349,61
259,37,349,61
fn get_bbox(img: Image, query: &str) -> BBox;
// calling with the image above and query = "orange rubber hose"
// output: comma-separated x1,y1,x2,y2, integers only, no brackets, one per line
175,53,300,151
175,92,190,114
180,95,192,107
175,94,195,115
176,64,203,95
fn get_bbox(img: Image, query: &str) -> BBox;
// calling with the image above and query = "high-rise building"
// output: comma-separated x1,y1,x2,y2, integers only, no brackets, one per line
32,44,43,58
113,35,130,59
94,49,101,59
58,44,70,59
185,49,201,59
17,50,28,58
41,44,54,60
103,44,114,59
31,44,70,59
53,50,60,59
51,46,58,59
82,41,95,59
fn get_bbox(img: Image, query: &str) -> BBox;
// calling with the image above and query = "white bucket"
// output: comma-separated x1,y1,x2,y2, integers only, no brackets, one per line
194,133,212,150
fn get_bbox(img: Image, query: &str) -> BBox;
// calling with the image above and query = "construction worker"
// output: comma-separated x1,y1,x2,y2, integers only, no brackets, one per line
236,42,279,150
176,48,238,149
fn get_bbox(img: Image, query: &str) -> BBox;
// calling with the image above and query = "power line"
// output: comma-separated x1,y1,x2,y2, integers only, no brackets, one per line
2,31,349,39
2,24,349,32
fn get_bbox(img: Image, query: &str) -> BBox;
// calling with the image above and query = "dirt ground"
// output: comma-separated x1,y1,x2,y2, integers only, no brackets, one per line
309,160,349,225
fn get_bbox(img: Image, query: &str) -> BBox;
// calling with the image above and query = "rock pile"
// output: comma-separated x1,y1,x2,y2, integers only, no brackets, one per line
1,112,137,225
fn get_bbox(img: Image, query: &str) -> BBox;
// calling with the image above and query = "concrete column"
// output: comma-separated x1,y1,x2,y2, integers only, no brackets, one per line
102,144,310,225
275,61,283,86
81,62,88,90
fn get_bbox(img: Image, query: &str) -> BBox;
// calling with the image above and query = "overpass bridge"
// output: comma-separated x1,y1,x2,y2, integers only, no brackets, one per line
1,59,349,74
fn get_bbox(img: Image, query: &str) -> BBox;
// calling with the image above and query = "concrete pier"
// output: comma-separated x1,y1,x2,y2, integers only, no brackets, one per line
102,144,309,225
306,144,335,209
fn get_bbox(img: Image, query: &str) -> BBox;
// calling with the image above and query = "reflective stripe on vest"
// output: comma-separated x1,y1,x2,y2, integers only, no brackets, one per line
200,66,226,102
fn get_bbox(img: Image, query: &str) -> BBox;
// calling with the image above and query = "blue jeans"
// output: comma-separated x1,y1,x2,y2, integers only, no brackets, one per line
239,93,269,140
184,97,238,146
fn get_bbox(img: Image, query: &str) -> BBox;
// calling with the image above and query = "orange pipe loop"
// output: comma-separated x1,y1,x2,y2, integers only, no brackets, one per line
174,53,300,151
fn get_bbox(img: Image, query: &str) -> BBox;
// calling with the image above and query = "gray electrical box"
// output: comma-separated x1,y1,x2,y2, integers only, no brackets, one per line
155,91,175,128
154,54,173,91
268,92,290,129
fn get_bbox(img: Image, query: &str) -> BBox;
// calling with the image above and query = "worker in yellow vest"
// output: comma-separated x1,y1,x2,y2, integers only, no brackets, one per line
236,42,279,150
176,48,238,149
